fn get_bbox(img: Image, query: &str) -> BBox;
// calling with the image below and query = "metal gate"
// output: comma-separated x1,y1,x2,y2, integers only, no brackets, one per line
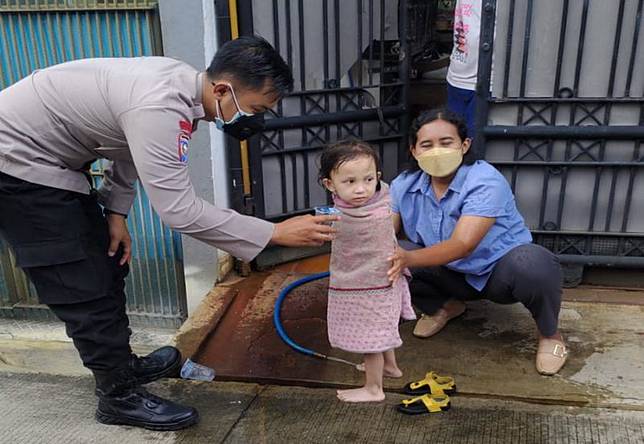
0,0,187,327
225,0,643,281
476,0,644,285
226,0,410,221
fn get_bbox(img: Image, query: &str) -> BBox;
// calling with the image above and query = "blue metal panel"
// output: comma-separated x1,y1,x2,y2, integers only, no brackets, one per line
1,8,160,88
0,3,187,327
91,166,186,323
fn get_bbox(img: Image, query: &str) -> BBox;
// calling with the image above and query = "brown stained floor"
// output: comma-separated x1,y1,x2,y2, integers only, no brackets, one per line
194,254,644,407
194,255,345,387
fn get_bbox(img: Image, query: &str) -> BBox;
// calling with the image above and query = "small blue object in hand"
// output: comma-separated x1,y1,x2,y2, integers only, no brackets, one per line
313,206,342,216
313,206,342,226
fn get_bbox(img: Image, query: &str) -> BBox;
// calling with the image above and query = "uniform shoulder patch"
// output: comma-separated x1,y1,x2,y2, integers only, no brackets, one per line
179,120,193,134
177,120,192,164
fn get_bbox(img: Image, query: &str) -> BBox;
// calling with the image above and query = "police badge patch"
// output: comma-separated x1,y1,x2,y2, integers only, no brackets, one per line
177,120,192,164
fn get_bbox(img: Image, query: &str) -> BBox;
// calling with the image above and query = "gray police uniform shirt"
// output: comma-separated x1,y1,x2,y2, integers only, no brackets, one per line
0,57,274,262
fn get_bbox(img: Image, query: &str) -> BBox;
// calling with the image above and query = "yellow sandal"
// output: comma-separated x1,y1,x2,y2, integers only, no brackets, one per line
397,394,451,415
403,371,456,396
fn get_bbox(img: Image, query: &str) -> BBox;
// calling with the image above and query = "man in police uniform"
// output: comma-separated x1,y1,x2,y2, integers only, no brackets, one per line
0,36,337,431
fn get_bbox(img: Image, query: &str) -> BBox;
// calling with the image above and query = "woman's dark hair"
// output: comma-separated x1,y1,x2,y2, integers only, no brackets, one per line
207,36,294,98
318,139,382,190
404,108,478,172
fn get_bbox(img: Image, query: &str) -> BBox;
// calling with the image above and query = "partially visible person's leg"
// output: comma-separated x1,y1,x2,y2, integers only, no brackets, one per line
356,348,403,378
383,349,403,378
401,240,479,338
337,352,386,403
0,172,197,429
401,240,474,313
47,287,132,373
447,82,466,114
483,243,567,374
484,244,562,337
447,83,477,139
408,264,479,315
409,267,476,338
463,88,477,140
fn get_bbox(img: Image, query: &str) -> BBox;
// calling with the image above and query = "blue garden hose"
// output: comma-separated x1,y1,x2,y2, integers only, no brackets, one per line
273,271,360,368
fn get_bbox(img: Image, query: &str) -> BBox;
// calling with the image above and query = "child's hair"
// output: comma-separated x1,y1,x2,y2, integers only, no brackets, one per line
318,139,381,187
405,108,477,172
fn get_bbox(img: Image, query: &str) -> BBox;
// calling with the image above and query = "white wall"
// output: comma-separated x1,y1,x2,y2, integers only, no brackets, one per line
158,0,230,314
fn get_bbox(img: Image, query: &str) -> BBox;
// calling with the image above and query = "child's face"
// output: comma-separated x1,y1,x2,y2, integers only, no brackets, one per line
411,119,471,157
323,155,380,206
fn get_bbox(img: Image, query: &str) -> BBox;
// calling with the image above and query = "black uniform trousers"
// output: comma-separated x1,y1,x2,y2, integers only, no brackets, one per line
403,241,563,337
0,171,132,372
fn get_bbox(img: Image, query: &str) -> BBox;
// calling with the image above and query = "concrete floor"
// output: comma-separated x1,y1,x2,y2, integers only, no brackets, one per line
0,317,175,376
2,372,643,444
194,255,644,410
2,254,643,443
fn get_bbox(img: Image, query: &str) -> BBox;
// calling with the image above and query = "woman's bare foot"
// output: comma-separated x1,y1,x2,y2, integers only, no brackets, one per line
337,386,385,403
356,363,403,378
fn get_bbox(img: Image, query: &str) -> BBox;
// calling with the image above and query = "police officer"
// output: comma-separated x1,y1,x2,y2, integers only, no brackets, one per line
0,36,337,431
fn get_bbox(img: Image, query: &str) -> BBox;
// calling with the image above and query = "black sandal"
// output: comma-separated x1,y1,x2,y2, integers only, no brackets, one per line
397,394,451,415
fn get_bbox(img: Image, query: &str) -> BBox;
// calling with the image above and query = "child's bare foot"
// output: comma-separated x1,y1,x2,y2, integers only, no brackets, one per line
384,366,403,378
356,363,403,378
336,386,385,403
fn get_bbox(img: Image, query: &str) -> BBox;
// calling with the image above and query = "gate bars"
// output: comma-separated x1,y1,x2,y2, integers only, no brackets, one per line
229,0,411,221
476,0,644,281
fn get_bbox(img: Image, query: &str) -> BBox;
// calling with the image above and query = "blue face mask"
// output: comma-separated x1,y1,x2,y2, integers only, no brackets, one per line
214,83,254,131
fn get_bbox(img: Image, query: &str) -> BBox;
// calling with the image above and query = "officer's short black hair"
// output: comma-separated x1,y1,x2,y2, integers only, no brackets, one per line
207,36,294,98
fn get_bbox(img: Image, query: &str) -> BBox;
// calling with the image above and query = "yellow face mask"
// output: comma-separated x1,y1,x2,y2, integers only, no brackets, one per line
416,147,464,178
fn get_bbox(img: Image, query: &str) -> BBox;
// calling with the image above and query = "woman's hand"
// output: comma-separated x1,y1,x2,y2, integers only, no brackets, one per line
387,246,409,283
107,213,132,266
392,216,497,271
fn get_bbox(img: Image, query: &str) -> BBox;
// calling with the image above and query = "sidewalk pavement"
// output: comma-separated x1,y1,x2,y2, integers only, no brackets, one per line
0,317,174,376
2,371,643,444
2,256,644,443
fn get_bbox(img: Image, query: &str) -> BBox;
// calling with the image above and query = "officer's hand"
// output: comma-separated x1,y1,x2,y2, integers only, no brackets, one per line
107,213,132,266
271,214,339,247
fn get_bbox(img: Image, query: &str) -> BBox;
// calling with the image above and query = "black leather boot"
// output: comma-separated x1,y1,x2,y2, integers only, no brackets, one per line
94,367,199,431
129,345,182,386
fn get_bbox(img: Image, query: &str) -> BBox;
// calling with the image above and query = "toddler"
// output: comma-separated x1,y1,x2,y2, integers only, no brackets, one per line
319,140,416,403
